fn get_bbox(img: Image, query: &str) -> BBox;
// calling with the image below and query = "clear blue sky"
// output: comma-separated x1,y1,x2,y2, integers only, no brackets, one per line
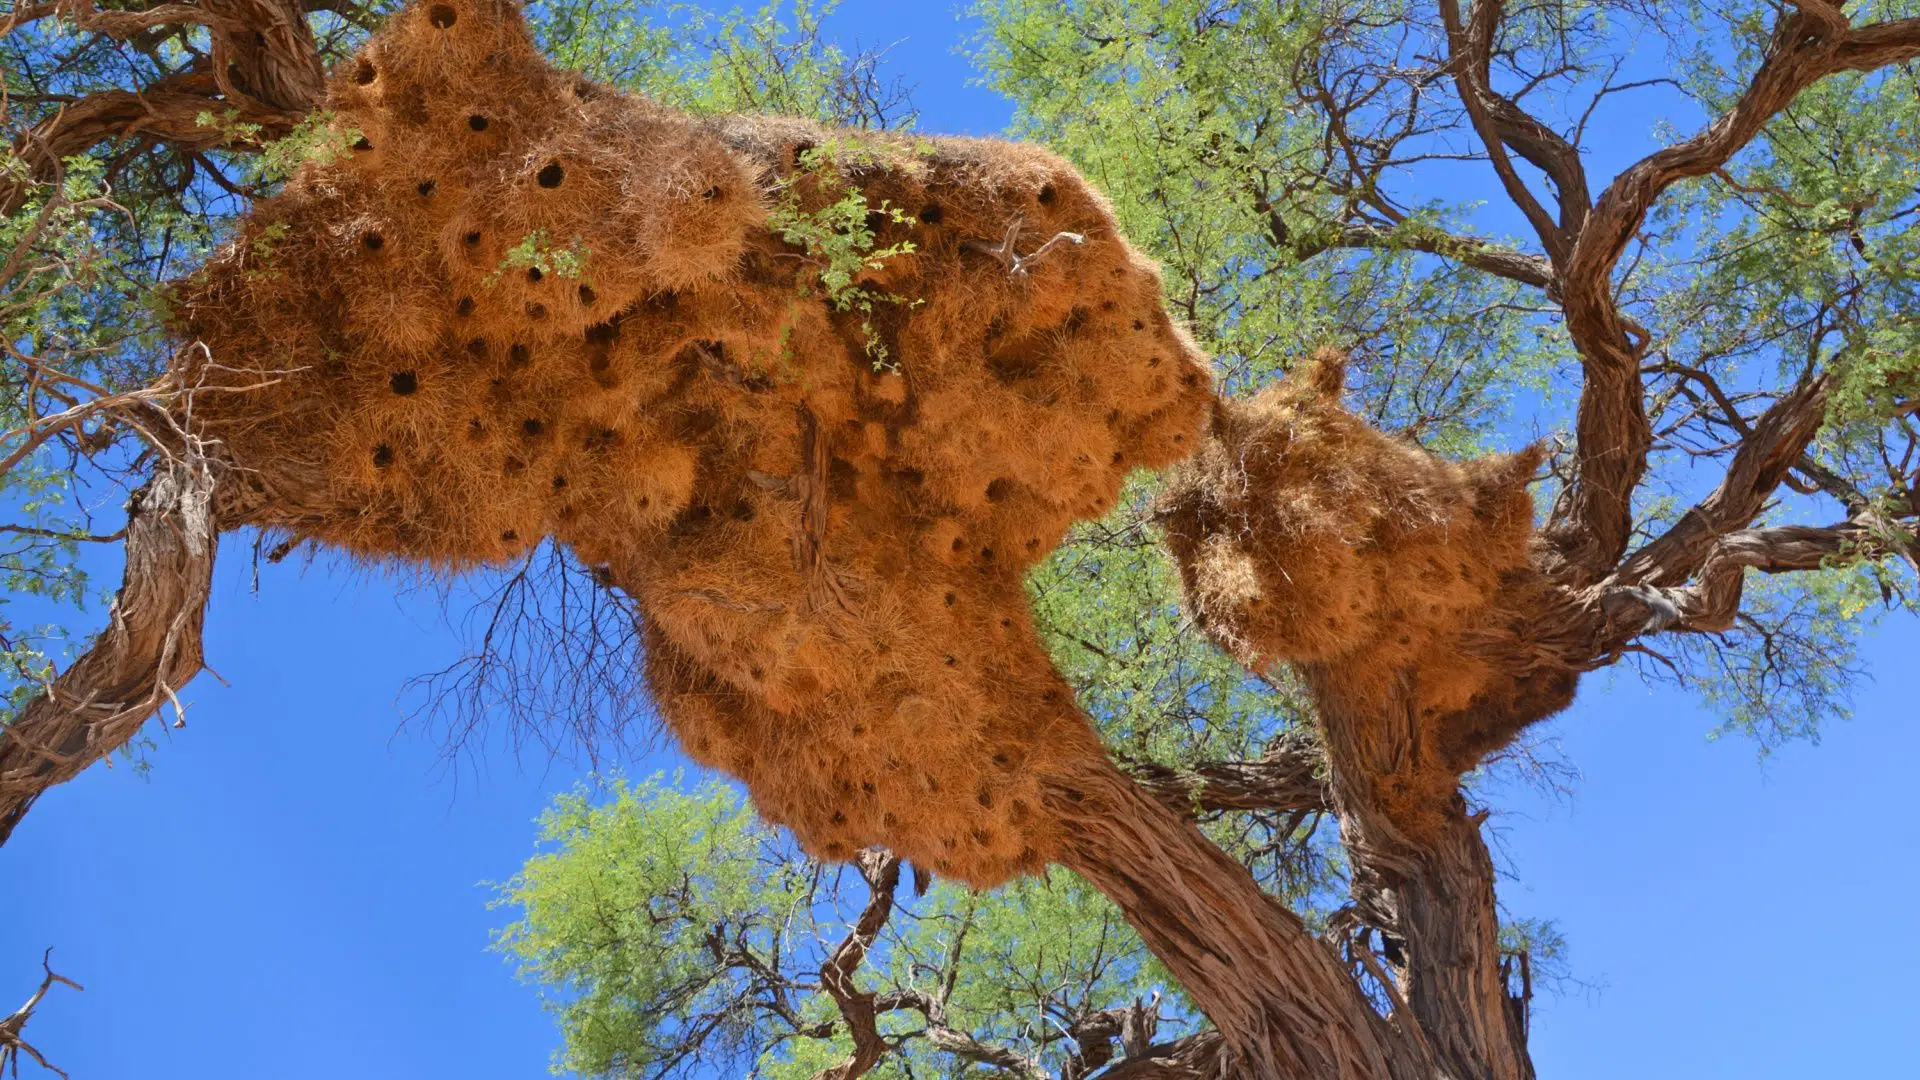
4,4,1915,1077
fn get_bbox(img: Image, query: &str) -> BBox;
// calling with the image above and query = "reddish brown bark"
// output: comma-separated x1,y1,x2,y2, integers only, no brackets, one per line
1048,757,1427,1080
0,456,218,843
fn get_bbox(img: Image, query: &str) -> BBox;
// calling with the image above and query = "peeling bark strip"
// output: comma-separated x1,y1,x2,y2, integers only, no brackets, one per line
0,457,218,843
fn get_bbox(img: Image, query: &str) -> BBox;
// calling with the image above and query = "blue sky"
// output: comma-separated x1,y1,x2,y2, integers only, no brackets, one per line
4,3,1916,1077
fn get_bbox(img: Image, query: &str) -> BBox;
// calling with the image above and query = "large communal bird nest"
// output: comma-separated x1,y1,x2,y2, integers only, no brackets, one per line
171,0,1212,886
1157,353,1573,834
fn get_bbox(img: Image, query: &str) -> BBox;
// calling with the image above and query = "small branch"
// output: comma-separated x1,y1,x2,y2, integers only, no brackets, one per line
964,217,1085,276
0,949,83,1080
1291,221,1554,291
0,524,127,544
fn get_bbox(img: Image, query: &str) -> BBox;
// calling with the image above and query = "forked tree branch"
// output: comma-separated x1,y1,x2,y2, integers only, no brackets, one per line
875,987,1048,1080
810,849,902,1080
1545,6,1920,581
0,951,82,1079
3,0,328,211
1047,756,1425,1080
1437,0,1589,268
1602,518,1912,635
1615,374,1833,588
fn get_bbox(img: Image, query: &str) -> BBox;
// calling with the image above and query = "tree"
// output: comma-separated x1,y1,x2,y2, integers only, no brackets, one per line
3,2,1917,1080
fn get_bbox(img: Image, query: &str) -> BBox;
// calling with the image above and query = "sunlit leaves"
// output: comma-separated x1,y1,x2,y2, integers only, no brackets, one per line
492,774,808,1077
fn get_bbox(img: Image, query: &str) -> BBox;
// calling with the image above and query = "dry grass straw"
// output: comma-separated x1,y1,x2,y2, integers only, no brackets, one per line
169,0,1213,885
1158,351,1569,837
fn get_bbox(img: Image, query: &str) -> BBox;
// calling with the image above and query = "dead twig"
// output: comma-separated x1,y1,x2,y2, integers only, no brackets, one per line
0,949,82,1079
963,216,1085,276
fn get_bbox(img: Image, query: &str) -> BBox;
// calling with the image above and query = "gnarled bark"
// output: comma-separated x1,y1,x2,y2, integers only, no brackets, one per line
812,850,902,1080
2,0,328,213
1127,739,1329,818
1313,675,1529,1080
1048,756,1426,1080
0,454,218,843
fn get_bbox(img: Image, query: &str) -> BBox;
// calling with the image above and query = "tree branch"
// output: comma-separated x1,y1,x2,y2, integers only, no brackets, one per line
810,849,902,1080
0,452,219,844
1437,0,1577,267
1545,7,1920,581
1126,742,1329,818
0,950,83,1080
1616,374,1832,588
1295,222,1555,290
1047,756,1425,1080
4,0,328,211
1601,519,1909,635
1786,1,1851,39
1085,1031,1228,1079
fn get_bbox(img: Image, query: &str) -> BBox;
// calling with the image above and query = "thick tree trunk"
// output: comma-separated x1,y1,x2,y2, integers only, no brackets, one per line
1394,811,1531,1080
1045,756,1428,1080
1312,673,1532,1080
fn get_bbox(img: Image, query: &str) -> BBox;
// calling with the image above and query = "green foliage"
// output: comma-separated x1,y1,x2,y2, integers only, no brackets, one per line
4,0,291,723
1676,569,1870,752
490,230,594,286
1,151,131,711
1498,917,1578,998
253,111,362,188
1629,2,1920,699
492,774,808,1077
968,0,1562,445
892,872,1175,1064
527,0,913,127
975,0,1920,735
492,772,1188,1079
1029,481,1301,763
765,141,919,369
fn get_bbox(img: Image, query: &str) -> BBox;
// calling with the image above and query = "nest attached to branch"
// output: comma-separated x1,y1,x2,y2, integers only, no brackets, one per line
171,0,1213,885
1157,352,1573,834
